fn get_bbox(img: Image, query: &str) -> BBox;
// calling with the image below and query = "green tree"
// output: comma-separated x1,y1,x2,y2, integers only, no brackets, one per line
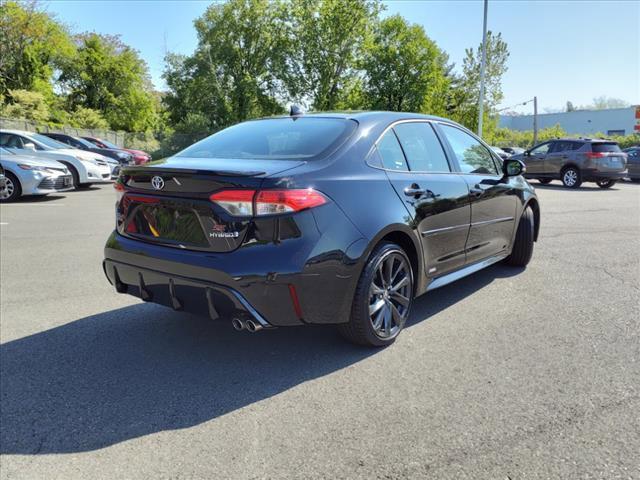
70,106,109,129
0,1,75,98
286,0,381,110
59,33,157,131
0,88,49,122
163,0,288,132
448,31,509,133
358,15,450,114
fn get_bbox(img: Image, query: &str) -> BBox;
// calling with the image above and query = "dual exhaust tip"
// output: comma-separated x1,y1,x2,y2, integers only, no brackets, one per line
231,316,263,333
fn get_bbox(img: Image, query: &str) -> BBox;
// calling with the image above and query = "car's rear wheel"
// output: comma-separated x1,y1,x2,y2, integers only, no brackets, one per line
538,178,552,184
596,179,617,189
506,207,534,267
338,242,413,347
0,173,21,202
561,167,582,188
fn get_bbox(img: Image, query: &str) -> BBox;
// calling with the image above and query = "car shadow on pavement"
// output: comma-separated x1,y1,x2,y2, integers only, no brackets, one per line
0,264,521,455
532,183,619,191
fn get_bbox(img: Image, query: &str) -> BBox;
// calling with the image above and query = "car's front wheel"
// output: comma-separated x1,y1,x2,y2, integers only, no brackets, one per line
561,167,582,188
596,179,617,189
506,207,535,267
0,173,21,202
338,242,413,347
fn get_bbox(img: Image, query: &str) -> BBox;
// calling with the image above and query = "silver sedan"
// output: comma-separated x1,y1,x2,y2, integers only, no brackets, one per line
0,147,73,202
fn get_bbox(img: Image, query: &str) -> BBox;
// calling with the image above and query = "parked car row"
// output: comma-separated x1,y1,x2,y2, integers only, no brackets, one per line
0,129,152,202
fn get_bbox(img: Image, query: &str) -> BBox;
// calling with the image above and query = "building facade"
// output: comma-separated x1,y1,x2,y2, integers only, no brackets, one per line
499,106,640,136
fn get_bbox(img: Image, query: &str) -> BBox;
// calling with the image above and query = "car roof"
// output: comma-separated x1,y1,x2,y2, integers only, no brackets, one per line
555,137,618,143
260,110,464,128
0,129,34,136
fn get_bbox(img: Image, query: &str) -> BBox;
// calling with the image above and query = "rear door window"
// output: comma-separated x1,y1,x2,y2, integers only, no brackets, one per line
393,122,451,173
592,143,622,153
439,124,499,175
377,131,408,171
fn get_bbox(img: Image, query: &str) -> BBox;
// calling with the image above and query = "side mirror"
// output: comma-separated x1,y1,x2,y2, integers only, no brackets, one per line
503,159,526,177
23,142,37,151
524,150,530,156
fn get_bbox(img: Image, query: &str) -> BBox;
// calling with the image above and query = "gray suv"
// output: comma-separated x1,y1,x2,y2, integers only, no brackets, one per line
511,138,627,188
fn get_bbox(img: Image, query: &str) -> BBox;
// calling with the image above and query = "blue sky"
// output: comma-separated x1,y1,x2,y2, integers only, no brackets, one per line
44,0,639,114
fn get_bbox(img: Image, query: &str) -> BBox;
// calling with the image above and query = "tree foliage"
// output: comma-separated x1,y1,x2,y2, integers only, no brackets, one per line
58,33,157,131
0,1,75,98
0,88,49,122
285,0,380,110
359,15,450,114
447,31,509,133
163,0,288,132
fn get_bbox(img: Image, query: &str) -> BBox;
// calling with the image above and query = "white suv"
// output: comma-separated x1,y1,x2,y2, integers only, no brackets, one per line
0,130,112,188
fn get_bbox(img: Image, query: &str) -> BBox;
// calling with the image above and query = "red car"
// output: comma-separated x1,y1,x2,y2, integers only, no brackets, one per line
82,137,151,165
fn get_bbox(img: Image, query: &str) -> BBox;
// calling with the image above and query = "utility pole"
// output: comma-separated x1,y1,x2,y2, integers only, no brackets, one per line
477,0,489,137
533,96,538,146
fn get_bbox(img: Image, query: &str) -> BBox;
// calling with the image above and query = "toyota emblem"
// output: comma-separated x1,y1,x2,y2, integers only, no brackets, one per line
151,176,165,190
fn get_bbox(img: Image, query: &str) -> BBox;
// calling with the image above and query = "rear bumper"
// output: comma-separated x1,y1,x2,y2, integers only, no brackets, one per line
581,169,627,182
103,258,273,328
104,201,365,327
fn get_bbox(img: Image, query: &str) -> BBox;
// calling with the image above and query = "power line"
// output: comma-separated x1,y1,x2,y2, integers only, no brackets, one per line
496,98,535,113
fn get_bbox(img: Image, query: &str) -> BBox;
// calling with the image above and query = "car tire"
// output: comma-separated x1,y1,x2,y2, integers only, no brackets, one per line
506,207,534,267
338,242,414,347
538,178,552,184
596,179,617,189
0,172,22,202
561,166,582,188
62,163,81,189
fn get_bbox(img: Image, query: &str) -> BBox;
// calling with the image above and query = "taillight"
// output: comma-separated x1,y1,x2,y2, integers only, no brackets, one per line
255,189,328,215
114,178,125,202
209,190,255,216
210,188,328,216
585,152,606,159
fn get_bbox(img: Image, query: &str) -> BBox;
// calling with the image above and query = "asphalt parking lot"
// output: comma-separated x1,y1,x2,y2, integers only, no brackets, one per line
1,182,639,479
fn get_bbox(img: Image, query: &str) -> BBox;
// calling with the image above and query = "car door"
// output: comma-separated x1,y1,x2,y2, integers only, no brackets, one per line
375,121,471,277
545,140,571,175
524,141,552,175
437,123,518,265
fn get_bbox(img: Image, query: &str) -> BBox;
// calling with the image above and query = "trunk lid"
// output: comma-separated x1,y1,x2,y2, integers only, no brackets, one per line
117,157,305,252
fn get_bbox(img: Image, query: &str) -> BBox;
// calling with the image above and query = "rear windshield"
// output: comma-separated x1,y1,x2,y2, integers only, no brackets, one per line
177,117,357,160
592,143,621,153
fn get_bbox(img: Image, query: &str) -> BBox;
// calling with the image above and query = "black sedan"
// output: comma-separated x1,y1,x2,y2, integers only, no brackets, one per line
103,111,539,346
42,133,133,165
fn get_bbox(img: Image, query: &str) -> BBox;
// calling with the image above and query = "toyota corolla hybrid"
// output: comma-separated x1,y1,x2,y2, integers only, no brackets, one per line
0,147,73,202
103,111,540,346
0,130,112,188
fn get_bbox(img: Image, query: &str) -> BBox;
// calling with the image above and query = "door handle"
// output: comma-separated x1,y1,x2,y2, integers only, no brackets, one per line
404,185,437,199
469,186,483,197
404,185,426,197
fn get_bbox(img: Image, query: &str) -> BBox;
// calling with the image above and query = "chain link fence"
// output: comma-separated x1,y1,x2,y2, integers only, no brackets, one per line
0,117,210,159
0,117,127,147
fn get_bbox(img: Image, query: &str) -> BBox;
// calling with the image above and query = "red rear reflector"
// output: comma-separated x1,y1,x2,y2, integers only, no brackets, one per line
585,152,606,159
255,189,328,215
288,284,304,319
